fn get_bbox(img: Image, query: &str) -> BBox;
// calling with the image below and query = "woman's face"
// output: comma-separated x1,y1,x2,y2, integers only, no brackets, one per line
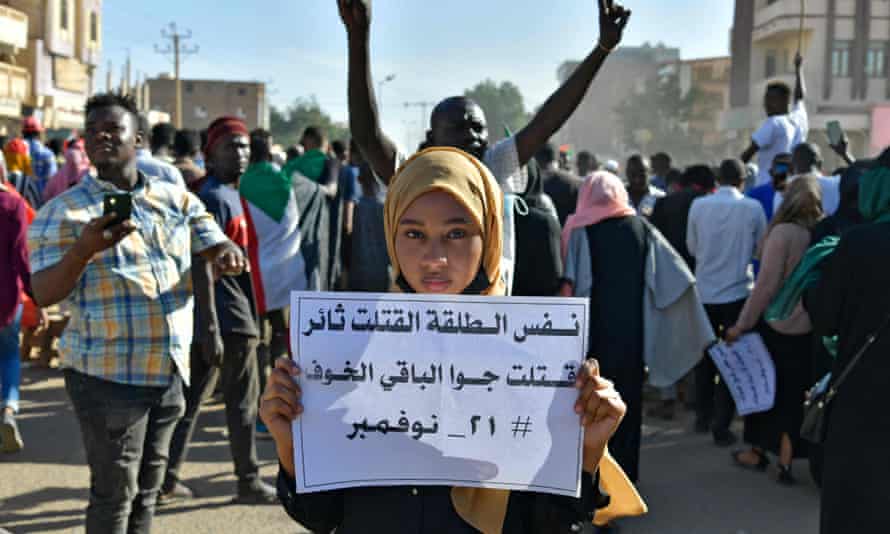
395,190,484,295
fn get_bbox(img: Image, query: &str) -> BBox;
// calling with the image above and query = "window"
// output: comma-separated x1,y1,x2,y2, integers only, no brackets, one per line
765,50,777,78
185,83,194,93
59,0,69,31
194,106,207,119
832,41,852,78
90,12,99,43
235,107,246,118
866,42,887,78
237,88,247,96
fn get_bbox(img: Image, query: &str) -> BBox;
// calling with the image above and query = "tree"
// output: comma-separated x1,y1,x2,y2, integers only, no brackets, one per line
270,97,350,148
614,73,722,164
464,80,532,142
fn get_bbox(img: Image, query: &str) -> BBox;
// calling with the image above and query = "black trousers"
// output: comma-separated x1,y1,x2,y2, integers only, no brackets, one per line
165,334,261,490
695,299,745,435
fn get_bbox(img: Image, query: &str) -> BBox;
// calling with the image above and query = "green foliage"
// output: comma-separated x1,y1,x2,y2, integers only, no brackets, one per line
614,73,723,163
270,97,349,148
464,80,532,142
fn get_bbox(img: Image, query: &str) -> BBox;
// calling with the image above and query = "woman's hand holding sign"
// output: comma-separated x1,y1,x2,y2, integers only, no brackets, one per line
260,357,303,478
575,358,626,474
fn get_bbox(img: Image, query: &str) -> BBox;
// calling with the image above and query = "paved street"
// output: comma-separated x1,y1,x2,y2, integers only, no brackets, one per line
1,367,819,533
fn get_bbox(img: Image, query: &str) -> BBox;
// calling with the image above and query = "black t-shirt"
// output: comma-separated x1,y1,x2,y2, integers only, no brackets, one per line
197,176,259,338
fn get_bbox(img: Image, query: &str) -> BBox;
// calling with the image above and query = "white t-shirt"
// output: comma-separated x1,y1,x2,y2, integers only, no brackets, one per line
752,101,809,187
773,174,841,216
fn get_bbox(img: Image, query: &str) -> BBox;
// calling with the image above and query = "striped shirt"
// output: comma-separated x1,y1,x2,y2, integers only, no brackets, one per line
27,172,228,386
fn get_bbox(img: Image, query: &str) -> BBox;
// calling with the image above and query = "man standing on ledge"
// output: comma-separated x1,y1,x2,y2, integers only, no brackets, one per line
28,93,247,534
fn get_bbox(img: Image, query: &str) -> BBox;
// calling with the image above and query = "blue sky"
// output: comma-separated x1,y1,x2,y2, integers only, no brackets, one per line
104,1,734,147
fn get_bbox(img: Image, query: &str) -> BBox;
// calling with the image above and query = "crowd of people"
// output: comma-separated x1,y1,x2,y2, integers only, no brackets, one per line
0,1,888,533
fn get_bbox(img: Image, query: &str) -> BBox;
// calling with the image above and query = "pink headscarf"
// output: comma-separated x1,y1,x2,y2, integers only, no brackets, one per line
560,171,636,259
43,141,90,202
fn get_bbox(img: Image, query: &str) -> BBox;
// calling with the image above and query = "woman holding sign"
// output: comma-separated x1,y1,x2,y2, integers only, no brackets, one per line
260,147,628,533
726,177,823,485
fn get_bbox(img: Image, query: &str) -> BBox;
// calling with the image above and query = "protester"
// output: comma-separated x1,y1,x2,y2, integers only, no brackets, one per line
43,139,90,202
21,116,57,195
648,164,716,420
339,0,631,295
150,122,177,163
513,158,562,297
337,139,363,287
0,175,42,453
650,152,671,191
161,116,276,505
285,126,342,284
3,138,41,210
626,154,664,218
809,165,863,245
136,114,187,188
741,53,807,187
651,164,716,271
576,150,598,178
348,163,390,292
285,144,304,163
561,171,712,483
805,150,890,533
727,177,823,485
261,147,627,533
173,129,207,193
789,143,840,216
748,152,792,221
28,92,246,533
687,159,767,444
538,143,583,226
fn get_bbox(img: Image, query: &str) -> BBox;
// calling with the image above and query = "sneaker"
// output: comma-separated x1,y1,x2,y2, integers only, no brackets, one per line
235,479,277,505
157,481,195,505
0,411,23,454
256,420,272,440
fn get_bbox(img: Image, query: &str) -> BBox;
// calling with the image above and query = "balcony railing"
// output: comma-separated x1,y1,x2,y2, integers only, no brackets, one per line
0,5,28,50
0,62,31,102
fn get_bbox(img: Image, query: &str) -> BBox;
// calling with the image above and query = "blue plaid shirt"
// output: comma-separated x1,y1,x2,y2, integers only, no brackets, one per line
26,138,57,193
28,172,228,386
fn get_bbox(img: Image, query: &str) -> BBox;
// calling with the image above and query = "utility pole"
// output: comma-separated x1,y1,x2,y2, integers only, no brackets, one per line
404,101,436,149
154,23,198,128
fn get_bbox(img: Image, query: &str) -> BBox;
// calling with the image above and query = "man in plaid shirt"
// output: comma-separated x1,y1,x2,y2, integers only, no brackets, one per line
28,93,247,534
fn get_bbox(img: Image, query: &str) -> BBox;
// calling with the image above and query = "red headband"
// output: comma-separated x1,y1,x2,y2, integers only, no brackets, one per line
203,116,248,155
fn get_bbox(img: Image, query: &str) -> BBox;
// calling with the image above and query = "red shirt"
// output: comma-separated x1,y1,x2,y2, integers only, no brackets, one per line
0,185,32,328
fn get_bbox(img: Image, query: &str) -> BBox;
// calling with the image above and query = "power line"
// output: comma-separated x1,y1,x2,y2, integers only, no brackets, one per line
154,23,199,128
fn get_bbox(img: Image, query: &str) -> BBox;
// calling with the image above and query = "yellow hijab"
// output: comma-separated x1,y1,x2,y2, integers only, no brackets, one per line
384,147,505,296
382,147,646,532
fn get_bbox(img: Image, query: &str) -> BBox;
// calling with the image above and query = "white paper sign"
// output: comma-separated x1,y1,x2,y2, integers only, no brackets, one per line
707,333,776,416
289,292,589,498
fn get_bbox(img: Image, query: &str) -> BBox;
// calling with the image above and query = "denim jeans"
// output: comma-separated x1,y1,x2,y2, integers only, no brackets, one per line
0,305,22,412
165,335,260,491
64,369,185,534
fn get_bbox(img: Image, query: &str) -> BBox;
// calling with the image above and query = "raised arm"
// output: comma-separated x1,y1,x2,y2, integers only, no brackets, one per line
338,0,398,184
794,52,806,103
515,0,630,166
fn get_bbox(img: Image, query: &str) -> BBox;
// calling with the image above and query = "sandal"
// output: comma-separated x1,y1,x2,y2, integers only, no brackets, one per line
731,449,770,472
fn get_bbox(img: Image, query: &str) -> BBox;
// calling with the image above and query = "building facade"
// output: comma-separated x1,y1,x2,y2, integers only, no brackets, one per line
725,0,890,169
678,57,734,159
0,0,102,134
146,76,269,131
554,44,681,161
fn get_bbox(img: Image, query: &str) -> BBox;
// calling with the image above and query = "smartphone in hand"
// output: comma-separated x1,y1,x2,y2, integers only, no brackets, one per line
103,193,133,228
827,120,844,146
